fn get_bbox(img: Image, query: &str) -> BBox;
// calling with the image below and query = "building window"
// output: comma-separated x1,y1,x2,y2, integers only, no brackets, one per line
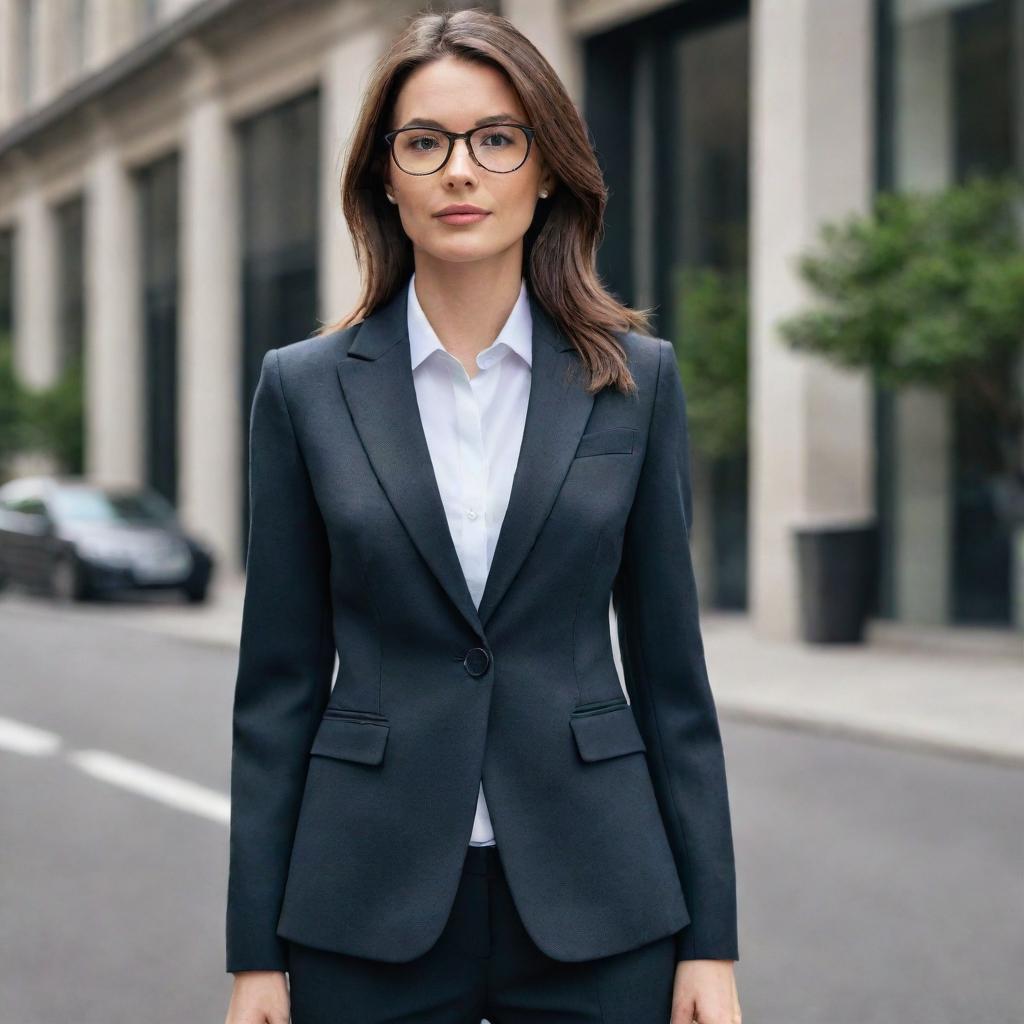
584,1,750,611
237,90,320,564
880,0,1018,624
55,197,85,373
136,154,180,507
0,227,15,352
54,196,86,475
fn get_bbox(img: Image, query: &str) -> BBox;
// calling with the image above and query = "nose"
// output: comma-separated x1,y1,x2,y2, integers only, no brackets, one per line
443,137,478,182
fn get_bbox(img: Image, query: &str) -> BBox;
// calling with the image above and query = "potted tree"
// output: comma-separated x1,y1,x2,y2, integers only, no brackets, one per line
778,173,1024,639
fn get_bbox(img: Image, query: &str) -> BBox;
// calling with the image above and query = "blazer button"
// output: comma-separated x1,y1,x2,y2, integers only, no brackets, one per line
463,647,491,677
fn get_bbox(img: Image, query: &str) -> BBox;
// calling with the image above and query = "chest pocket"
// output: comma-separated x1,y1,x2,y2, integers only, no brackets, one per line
574,427,638,459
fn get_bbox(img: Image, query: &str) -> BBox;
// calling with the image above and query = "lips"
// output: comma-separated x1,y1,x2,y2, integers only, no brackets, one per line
434,205,489,217
435,206,491,226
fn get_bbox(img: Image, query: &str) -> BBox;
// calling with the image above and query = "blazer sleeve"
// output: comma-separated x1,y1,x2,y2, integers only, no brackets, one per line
225,347,336,974
611,338,740,963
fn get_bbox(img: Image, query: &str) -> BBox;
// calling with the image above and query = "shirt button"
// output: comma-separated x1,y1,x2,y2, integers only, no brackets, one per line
463,647,491,677
466,508,478,520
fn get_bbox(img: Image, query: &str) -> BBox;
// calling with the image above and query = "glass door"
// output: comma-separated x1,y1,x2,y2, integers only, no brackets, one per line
585,0,750,609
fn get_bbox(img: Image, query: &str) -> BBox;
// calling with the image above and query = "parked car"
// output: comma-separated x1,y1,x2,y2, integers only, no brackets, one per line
0,476,215,603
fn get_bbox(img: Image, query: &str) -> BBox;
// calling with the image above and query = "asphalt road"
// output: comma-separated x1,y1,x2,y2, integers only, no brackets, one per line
1,594,1021,1023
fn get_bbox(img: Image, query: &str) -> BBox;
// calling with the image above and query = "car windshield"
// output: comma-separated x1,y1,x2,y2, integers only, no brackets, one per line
50,488,176,525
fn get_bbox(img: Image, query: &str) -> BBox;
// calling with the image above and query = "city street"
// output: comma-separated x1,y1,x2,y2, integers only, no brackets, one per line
1,594,1020,1023
2,1,1023,1021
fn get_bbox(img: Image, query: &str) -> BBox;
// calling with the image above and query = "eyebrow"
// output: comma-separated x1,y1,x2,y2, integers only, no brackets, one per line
396,113,522,130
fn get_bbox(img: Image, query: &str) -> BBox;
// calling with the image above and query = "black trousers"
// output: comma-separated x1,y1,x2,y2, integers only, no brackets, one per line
286,843,678,1023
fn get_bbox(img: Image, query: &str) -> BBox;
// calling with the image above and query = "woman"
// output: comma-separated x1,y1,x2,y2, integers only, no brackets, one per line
225,9,740,1024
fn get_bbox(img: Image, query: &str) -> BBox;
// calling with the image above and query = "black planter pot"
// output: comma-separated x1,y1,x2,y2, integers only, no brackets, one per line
793,521,878,643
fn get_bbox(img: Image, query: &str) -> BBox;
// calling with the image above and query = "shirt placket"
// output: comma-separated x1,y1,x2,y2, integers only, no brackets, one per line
448,358,490,610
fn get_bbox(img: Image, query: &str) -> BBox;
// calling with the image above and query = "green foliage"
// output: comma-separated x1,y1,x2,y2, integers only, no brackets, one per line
31,354,85,474
0,332,32,477
671,264,749,460
777,174,1024,474
0,332,85,481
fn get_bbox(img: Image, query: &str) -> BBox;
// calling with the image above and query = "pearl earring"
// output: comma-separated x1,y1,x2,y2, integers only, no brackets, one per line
386,193,397,204
539,190,548,198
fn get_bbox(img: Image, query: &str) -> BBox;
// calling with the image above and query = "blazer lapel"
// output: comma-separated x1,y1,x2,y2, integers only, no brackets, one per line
336,285,484,639
476,297,594,627
335,280,595,639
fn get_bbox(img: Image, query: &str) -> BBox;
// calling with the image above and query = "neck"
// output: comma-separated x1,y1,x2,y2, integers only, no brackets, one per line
411,250,524,367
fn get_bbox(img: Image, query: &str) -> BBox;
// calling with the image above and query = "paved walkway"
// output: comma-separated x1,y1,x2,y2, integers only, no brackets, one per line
701,611,1022,767
14,570,1022,767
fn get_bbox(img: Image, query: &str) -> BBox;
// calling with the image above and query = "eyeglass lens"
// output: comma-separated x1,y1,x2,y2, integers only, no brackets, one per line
391,125,529,174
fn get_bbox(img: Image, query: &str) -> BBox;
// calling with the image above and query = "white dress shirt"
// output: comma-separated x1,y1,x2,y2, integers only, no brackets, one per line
407,271,533,847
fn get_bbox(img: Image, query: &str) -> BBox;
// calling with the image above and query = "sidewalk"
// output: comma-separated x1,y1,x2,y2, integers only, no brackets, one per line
31,570,1024,768
701,610,1023,767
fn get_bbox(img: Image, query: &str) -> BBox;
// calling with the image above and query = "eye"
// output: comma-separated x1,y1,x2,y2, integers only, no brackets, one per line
400,131,444,152
478,130,515,148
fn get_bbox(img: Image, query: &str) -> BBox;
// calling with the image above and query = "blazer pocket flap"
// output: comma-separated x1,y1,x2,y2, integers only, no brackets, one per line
310,716,390,765
574,427,638,458
570,704,647,762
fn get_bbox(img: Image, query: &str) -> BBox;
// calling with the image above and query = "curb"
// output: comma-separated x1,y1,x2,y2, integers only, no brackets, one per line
716,701,1024,769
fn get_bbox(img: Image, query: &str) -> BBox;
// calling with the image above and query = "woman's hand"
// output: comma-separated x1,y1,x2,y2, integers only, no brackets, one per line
671,959,741,1024
225,970,290,1024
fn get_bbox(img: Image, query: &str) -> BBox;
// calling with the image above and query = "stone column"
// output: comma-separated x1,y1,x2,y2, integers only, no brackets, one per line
0,0,18,128
86,0,138,70
502,0,581,104
159,0,196,23
749,0,877,638
13,182,59,390
178,40,243,574
84,118,144,486
318,9,386,325
34,0,65,104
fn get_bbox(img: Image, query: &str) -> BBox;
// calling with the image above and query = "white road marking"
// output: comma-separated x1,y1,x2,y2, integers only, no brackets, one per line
67,749,231,824
2,714,231,824
0,716,63,756
1,717,230,824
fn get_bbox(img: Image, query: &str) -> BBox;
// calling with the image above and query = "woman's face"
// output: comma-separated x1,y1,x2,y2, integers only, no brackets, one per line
383,55,556,266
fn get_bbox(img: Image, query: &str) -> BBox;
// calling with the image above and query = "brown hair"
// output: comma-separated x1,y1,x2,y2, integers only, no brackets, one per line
315,6,655,395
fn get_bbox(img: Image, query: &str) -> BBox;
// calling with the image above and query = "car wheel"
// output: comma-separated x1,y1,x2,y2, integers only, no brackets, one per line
51,553,84,603
184,582,208,604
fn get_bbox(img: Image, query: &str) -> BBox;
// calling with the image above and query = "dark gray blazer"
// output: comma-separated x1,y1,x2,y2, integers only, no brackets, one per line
225,280,739,974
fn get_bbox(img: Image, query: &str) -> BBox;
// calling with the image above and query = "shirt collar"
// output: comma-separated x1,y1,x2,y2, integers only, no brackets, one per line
407,271,533,372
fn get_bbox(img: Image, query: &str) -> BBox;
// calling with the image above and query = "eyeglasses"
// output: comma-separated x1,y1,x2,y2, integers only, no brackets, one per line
383,123,536,175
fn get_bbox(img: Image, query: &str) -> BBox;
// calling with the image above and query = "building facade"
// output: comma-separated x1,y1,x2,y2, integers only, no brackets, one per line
0,0,1020,635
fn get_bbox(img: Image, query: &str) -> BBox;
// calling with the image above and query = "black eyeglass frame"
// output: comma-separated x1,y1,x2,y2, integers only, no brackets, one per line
382,122,537,175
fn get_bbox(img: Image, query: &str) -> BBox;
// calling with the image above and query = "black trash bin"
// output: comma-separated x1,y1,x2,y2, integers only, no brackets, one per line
793,520,878,643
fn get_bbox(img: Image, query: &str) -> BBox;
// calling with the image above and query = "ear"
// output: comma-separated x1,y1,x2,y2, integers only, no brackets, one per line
536,157,556,197
383,169,397,204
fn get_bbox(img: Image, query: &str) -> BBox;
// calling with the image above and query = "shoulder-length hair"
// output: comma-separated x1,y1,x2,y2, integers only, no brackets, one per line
316,6,656,394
